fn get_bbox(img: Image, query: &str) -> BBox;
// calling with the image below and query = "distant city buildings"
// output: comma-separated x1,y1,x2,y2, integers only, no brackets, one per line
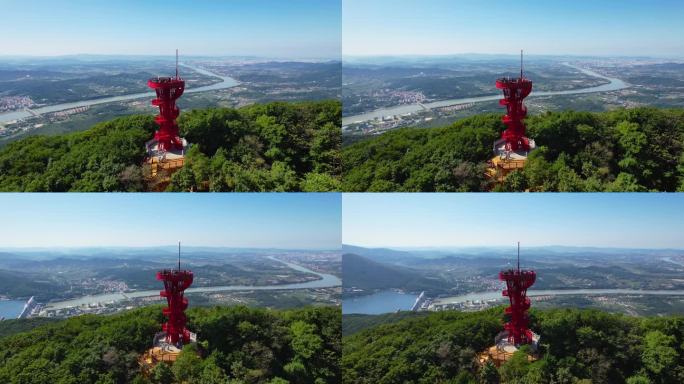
342,102,477,136
0,96,35,112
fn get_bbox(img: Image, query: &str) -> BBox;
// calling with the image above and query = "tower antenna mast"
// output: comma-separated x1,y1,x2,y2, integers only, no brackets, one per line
520,50,523,79
178,241,181,270
517,241,520,271
176,49,179,79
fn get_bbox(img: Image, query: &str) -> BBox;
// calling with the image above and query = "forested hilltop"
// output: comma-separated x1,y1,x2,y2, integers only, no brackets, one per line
342,107,684,192
342,308,684,384
0,100,341,192
0,305,340,384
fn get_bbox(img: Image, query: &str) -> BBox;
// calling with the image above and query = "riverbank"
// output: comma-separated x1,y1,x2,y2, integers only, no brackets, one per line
433,288,684,306
343,288,684,315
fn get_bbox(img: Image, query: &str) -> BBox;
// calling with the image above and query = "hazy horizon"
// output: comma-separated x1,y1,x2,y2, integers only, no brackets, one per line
342,52,684,60
0,245,340,252
0,53,342,61
342,244,684,252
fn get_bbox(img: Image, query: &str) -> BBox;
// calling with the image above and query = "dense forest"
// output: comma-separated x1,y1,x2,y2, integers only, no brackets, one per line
0,318,58,339
0,305,340,384
0,100,341,192
342,107,684,191
342,308,684,384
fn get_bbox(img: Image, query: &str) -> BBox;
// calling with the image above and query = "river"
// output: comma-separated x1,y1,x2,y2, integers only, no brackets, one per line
344,288,684,315
44,257,341,310
342,63,629,125
0,63,239,123
343,290,418,314
0,300,26,319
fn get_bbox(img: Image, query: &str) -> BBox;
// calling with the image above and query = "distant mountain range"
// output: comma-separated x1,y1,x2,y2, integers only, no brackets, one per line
341,245,421,264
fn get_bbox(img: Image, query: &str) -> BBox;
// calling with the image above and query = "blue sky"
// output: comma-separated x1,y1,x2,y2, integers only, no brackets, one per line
343,194,684,249
0,193,341,249
0,0,341,58
343,0,684,57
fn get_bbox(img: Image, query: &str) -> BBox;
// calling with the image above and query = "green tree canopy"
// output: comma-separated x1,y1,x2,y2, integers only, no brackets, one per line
0,100,341,192
0,305,340,384
342,107,684,192
342,307,684,384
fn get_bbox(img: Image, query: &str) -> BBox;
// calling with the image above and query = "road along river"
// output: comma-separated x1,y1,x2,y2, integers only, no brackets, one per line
44,257,341,310
433,288,684,306
0,64,239,123
342,63,629,126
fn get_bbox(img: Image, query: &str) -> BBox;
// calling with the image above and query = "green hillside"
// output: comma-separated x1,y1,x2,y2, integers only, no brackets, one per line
0,318,59,338
0,100,341,192
0,305,341,384
342,107,684,192
342,312,429,337
342,308,684,384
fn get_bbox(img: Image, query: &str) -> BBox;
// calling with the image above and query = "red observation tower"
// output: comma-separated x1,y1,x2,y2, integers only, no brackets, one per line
499,242,536,345
477,243,539,367
486,51,536,184
139,243,196,370
495,51,533,152
157,242,194,346
147,50,186,153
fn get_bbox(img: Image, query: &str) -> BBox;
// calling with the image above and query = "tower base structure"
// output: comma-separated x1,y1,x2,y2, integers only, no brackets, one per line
144,138,189,190
477,330,540,368
485,138,536,184
139,331,197,373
